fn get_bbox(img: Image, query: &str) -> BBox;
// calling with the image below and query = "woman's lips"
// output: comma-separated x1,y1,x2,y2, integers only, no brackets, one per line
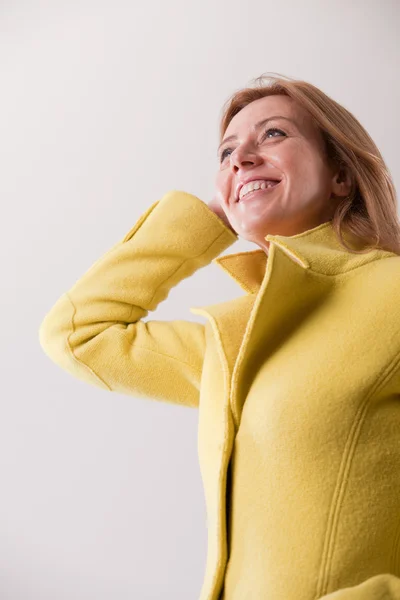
238,181,281,202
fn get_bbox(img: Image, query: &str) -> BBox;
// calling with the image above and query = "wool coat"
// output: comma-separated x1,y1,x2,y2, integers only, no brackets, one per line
39,190,400,600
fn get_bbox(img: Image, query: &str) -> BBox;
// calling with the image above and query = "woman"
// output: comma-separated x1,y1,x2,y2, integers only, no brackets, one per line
39,73,400,600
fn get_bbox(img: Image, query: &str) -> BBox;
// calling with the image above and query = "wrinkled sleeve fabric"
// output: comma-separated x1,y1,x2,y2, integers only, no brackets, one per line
38,190,238,407
318,573,400,599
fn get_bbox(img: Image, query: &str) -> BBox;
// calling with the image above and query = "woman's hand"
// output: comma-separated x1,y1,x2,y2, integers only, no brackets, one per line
207,194,237,235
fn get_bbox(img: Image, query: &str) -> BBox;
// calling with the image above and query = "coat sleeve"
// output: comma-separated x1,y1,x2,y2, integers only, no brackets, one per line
318,574,400,599
38,190,238,407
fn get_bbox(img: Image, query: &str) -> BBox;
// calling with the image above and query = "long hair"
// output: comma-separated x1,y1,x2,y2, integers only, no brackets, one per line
218,72,400,255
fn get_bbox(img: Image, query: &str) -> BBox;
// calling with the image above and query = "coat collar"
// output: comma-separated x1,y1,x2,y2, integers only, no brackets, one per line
212,219,396,294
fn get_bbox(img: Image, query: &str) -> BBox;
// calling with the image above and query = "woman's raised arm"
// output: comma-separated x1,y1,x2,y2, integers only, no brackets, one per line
38,190,238,408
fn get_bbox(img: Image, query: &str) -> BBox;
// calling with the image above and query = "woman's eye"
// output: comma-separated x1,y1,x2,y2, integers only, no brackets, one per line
219,127,285,163
220,147,232,162
262,127,286,140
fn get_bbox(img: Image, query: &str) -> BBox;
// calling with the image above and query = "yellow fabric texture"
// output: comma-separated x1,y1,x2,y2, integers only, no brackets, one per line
39,190,400,600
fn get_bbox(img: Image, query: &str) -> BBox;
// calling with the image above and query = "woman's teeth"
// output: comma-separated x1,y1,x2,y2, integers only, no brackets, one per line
239,179,280,201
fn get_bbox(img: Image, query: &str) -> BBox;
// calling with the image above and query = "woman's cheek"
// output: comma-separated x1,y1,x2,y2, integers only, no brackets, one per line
223,175,233,202
215,172,229,203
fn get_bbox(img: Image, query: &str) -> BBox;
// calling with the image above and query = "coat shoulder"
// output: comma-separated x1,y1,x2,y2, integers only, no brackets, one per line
368,255,400,339
370,254,400,286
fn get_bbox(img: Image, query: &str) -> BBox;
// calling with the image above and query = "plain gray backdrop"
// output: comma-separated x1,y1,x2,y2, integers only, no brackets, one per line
1,0,399,598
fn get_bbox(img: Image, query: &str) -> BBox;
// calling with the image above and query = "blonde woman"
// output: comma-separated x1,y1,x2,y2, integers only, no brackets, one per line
39,73,400,600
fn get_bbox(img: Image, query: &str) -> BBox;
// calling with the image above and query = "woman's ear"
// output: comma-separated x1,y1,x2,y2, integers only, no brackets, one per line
331,164,353,200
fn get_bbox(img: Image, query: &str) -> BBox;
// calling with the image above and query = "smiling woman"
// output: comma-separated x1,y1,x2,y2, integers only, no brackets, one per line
210,72,400,257
39,73,400,600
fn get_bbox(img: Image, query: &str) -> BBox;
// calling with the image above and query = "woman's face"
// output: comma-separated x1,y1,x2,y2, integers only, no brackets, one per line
215,95,351,253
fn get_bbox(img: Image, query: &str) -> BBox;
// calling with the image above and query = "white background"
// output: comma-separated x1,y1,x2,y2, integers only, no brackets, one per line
1,0,399,598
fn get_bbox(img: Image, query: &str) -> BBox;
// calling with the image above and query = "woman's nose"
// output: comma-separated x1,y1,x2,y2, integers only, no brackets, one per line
230,146,263,171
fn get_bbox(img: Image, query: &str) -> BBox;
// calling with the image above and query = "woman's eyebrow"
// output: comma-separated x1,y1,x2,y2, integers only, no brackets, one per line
218,115,296,152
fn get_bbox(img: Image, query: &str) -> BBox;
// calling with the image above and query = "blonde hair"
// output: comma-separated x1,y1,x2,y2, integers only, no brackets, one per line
219,72,400,255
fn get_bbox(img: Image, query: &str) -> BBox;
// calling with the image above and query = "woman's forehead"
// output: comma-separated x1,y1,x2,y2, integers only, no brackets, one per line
224,95,318,141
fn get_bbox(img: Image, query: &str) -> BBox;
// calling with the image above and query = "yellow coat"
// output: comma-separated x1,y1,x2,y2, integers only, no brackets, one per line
39,190,400,600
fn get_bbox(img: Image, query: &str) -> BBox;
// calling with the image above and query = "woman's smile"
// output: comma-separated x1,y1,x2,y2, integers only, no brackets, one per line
238,180,281,203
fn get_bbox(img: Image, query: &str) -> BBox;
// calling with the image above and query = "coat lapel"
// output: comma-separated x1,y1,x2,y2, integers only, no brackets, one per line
212,219,395,289
190,219,395,429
